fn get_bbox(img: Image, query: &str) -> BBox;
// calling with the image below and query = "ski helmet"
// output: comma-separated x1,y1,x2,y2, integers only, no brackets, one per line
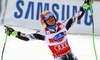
40,10,55,27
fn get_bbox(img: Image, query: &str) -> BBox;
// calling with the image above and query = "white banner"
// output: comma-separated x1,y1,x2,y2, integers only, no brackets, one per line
3,0,100,35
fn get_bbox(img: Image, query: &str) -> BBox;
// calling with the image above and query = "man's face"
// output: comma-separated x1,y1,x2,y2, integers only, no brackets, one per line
45,16,56,26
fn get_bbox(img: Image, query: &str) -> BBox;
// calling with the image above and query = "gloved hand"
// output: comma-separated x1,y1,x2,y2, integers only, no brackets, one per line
82,0,91,10
4,25,17,36
84,0,93,5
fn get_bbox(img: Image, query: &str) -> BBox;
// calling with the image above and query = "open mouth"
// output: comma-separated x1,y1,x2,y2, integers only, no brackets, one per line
50,20,55,23
49,18,55,22
50,20,54,22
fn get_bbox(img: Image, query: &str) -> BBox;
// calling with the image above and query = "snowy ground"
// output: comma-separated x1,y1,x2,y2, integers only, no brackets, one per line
0,25,100,60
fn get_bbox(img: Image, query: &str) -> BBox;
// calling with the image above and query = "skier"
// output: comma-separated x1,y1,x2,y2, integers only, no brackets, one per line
5,1,90,60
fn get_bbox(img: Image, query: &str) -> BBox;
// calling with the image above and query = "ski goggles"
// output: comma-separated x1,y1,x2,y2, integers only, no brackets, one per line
44,12,54,20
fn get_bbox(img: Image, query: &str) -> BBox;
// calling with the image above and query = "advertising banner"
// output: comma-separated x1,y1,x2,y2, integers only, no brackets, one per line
3,0,100,35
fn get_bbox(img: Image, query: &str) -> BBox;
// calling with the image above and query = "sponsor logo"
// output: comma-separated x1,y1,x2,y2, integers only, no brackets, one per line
14,0,92,26
54,41,68,51
53,32,64,41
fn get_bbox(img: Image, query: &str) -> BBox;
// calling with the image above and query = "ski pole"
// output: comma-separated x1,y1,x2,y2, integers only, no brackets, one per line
88,0,98,60
1,30,9,60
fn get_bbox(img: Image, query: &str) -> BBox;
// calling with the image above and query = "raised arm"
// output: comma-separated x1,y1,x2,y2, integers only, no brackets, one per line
62,1,89,30
4,26,45,41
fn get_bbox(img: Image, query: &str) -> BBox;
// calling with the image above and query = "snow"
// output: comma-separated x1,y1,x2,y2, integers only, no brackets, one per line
0,25,100,60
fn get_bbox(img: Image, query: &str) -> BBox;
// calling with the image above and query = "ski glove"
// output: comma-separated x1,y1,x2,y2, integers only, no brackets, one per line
4,25,17,36
82,2,89,10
